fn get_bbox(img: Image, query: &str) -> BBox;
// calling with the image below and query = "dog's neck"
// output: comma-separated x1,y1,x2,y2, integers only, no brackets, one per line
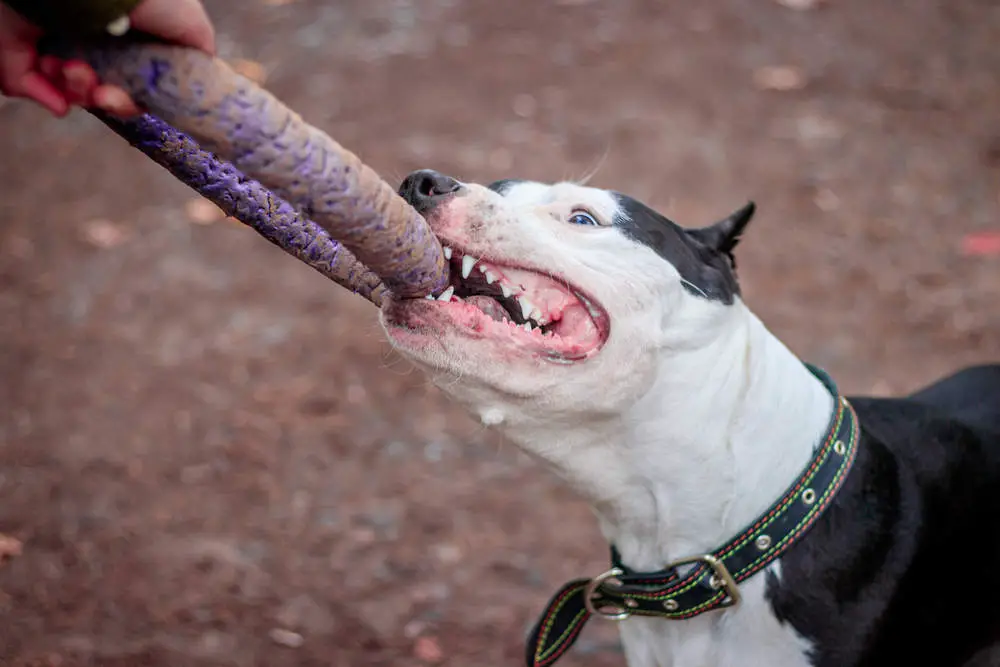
503,304,835,572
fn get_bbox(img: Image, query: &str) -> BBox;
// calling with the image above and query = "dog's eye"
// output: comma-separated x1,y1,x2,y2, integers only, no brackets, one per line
569,210,599,226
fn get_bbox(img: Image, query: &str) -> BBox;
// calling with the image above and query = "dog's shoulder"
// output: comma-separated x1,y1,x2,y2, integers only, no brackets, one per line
848,363,1000,481
767,364,1000,667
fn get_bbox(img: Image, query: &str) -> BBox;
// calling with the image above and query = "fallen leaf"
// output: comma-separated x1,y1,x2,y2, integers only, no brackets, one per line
961,231,1000,257
230,58,269,85
4,235,34,259
813,188,840,212
81,219,129,248
414,636,444,663
775,0,823,10
184,198,227,225
403,620,428,639
0,533,23,562
269,627,304,648
753,65,808,91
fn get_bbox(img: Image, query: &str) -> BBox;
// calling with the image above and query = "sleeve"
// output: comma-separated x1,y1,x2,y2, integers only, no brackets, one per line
2,0,145,35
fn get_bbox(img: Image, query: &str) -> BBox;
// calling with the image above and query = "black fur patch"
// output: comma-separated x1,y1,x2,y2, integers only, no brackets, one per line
612,193,742,304
487,179,527,195
767,364,1000,667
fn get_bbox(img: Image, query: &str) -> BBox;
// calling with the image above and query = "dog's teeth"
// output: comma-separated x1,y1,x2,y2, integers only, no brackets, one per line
518,297,534,320
438,286,455,301
443,246,453,260
485,271,498,284
523,322,533,332
461,255,477,279
500,283,513,298
425,294,435,300
530,307,544,322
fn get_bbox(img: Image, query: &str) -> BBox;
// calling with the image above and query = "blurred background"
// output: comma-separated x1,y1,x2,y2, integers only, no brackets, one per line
1,0,998,665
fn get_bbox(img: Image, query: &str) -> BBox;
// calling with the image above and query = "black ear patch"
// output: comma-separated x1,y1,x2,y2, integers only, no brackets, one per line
612,194,755,305
685,202,756,268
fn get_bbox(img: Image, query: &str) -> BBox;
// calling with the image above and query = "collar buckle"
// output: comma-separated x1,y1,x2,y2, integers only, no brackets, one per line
667,553,741,608
584,553,741,624
583,568,632,620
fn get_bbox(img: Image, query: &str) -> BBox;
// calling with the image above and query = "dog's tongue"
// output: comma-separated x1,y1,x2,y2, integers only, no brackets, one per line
466,295,508,322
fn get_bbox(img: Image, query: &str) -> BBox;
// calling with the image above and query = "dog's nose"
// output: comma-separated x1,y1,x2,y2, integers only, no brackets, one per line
398,169,463,214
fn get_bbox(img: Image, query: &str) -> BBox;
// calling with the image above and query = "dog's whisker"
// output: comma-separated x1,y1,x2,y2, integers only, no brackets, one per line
572,141,612,187
680,278,709,299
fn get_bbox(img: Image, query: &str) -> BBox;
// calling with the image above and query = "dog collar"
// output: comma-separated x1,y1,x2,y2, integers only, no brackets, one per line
525,364,859,667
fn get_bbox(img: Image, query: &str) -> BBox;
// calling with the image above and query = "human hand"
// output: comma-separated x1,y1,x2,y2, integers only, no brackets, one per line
0,0,215,117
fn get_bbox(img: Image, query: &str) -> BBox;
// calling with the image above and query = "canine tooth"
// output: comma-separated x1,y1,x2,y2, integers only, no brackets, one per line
443,246,453,260
461,255,477,279
438,286,455,301
530,307,544,322
425,294,435,300
485,271,498,284
518,297,534,320
500,283,513,298
523,322,533,332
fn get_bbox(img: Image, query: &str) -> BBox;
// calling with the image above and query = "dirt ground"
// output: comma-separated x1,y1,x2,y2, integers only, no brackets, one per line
1,0,998,665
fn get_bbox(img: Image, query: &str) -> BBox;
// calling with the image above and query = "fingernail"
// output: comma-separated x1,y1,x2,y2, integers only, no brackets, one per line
94,87,136,115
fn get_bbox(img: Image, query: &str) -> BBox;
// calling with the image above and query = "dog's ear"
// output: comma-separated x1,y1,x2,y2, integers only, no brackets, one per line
686,201,756,266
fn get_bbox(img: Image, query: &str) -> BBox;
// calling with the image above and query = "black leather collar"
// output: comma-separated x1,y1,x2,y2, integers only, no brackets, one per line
525,365,860,667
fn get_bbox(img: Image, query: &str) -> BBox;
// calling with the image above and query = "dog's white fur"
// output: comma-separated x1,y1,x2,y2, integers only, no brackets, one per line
382,181,838,666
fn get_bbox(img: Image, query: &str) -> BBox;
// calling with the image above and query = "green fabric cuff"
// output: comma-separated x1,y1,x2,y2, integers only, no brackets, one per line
3,0,145,35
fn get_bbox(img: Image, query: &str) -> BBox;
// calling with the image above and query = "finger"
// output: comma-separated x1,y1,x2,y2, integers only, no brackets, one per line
18,72,70,116
62,60,99,105
0,43,69,115
39,56,63,81
93,84,142,117
130,0,216,55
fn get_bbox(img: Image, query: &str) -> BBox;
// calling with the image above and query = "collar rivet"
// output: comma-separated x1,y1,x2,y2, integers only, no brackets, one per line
802,488,817,505
834,439,847,455
754,534,772,550
662,599,679,611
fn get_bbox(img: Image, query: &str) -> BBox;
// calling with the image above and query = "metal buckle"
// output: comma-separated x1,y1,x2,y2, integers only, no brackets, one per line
667,553,742,608
583,568,631,621
584,555,741,623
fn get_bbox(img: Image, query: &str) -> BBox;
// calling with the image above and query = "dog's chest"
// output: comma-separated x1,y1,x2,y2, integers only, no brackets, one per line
615,566,815,667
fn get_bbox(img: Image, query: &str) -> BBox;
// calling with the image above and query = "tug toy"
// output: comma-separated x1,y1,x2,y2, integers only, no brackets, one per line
42,36,450,305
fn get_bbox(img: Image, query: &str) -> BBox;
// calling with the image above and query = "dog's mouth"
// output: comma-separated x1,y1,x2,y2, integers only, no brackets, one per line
387,243,610,363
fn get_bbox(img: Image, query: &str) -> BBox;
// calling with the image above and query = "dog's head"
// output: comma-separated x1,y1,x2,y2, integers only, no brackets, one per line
380,170,755,428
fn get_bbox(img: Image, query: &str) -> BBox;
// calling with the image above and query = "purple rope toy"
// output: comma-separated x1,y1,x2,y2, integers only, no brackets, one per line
44,37,450,305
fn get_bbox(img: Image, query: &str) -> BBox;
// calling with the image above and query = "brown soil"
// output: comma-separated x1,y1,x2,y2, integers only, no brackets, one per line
1,0,997,665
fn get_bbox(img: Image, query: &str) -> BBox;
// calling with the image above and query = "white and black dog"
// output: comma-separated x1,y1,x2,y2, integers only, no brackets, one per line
382,169,1000,667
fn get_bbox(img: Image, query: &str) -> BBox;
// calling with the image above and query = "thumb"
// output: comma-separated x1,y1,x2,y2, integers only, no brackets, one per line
128,0,216,55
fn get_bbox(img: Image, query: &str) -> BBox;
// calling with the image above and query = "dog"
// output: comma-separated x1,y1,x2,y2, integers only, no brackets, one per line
380,169,1000,667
